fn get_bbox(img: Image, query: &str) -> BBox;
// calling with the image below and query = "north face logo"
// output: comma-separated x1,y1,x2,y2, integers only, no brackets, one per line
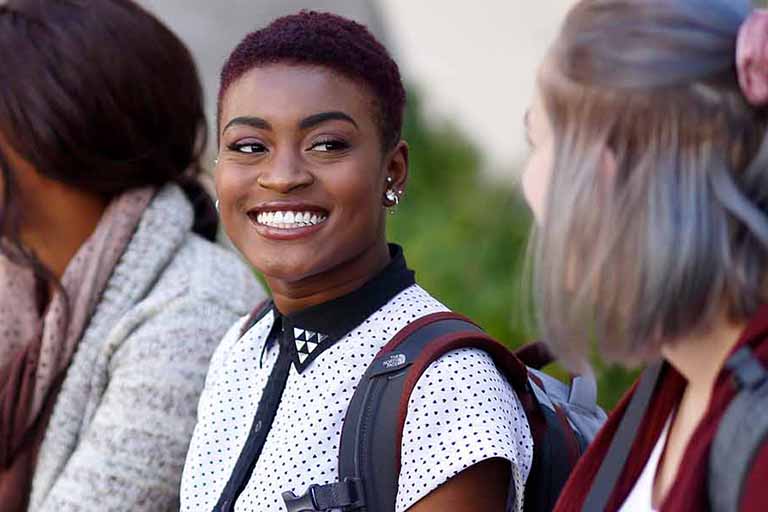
382,353,407,369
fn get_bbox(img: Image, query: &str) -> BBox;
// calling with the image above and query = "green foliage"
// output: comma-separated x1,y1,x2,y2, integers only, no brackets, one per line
392,90,636,410
389,92,532,346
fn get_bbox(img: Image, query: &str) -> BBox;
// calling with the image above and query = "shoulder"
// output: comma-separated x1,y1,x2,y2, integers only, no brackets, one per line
115,237,264,354
405,347,530,447
396,347,533,512
379,284,449,320
117,216,263,337
162,234,266,315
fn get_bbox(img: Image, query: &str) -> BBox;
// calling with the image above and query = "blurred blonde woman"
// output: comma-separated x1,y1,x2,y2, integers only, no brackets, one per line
522,0,768,510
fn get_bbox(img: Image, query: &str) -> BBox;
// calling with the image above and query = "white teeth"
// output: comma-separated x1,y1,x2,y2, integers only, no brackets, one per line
254,210,328,229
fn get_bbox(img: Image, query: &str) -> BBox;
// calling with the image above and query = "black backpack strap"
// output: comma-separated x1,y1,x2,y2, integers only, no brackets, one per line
282,311,529,512
339,312,515,512
581,361,663,512
709,346,768,512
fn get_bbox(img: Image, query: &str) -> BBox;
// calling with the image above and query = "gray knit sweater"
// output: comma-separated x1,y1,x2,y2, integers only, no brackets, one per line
27,185,265,511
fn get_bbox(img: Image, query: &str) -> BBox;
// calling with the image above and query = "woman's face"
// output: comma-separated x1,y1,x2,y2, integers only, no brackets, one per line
216,64,404,283
522,86,554,223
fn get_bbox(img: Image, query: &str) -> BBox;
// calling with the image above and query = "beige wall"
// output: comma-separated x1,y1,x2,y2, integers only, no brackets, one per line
380,0,575,177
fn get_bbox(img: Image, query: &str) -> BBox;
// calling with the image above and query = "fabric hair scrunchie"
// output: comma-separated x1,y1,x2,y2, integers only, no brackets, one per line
737,9,768,106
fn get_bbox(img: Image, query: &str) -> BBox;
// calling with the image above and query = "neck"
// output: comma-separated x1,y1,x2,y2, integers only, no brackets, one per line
20,185,108,281
267,240,391,315
661,315,745,405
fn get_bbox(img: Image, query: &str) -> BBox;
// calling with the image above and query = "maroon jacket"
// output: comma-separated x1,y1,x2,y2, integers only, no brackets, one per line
554,305,768,512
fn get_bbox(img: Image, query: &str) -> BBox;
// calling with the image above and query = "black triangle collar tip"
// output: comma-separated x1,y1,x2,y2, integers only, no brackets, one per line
276,244,415,374
290,336,329,373
287,323,333,373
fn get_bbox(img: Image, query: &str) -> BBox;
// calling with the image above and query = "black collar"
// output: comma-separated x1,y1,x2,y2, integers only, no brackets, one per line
259,244,415,373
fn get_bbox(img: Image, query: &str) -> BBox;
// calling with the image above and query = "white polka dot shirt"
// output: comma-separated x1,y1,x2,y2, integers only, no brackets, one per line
181,248,533,512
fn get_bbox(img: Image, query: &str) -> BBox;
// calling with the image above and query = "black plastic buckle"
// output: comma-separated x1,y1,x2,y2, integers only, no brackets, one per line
282,478,364,512
282,484,321,512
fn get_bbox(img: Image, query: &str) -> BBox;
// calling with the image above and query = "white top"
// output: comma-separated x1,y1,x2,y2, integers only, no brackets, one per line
181,283,533,512
619,415,673,512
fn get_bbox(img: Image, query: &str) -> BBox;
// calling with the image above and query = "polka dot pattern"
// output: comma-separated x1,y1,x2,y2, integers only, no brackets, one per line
181,285,533,512
397,348,533,512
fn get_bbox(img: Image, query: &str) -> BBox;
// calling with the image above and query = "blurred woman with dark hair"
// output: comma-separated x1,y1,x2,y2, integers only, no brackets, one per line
522,0,768,510
0,1,264,510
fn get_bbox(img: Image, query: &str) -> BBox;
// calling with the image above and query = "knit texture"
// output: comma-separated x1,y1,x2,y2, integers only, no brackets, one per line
27,184,265,511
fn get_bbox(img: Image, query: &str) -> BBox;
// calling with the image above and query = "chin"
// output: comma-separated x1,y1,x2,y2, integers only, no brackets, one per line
249,250,327,284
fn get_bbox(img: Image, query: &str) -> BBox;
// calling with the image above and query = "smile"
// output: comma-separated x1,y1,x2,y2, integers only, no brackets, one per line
249,210,328,230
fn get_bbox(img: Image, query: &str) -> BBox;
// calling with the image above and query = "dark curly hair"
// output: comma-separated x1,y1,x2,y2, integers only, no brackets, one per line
219,10,406,149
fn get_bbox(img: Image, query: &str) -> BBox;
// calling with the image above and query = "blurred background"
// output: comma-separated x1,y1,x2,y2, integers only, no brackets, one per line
137,0,636,409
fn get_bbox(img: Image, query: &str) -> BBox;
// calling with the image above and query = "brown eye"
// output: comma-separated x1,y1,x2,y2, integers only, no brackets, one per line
308,139,349,152
228,142,267,154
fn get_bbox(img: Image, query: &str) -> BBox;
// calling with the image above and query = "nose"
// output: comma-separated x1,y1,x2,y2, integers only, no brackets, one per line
257,149,314,194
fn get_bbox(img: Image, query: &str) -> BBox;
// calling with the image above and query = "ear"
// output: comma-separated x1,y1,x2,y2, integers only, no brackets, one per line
382,140,409,206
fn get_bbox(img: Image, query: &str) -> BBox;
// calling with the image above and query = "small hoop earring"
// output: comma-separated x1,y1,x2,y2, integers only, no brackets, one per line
215,199,220,212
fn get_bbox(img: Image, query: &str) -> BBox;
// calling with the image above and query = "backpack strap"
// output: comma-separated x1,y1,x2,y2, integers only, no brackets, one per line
581,361,663,512
339,311,524,512
709,346,768,512
281,312,529,512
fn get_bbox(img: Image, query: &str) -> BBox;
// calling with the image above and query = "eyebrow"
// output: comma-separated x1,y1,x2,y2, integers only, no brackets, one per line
223,116,272,133
299,111,358,130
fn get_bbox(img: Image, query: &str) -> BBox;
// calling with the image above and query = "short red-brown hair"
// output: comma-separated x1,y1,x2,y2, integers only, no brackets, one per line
219,10,406,149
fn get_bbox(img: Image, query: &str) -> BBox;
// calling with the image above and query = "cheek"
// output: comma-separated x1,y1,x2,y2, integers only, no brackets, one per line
214,164,254,241
522,144,554,223
326,165,382,229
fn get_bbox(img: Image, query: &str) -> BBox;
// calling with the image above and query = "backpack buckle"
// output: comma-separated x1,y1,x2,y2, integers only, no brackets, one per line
282,478,365,512
282,485,321,512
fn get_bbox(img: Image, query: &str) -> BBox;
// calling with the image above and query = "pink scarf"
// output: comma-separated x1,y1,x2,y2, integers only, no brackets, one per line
0,187,153,511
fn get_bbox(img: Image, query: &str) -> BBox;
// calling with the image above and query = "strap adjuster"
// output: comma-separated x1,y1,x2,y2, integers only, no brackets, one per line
282,478,364,512
281,485,319,512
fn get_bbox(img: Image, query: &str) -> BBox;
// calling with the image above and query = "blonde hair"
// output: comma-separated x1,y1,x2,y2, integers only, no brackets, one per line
535,0,768,371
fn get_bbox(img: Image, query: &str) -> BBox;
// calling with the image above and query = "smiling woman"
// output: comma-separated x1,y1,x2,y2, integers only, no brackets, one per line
180,11,534,512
